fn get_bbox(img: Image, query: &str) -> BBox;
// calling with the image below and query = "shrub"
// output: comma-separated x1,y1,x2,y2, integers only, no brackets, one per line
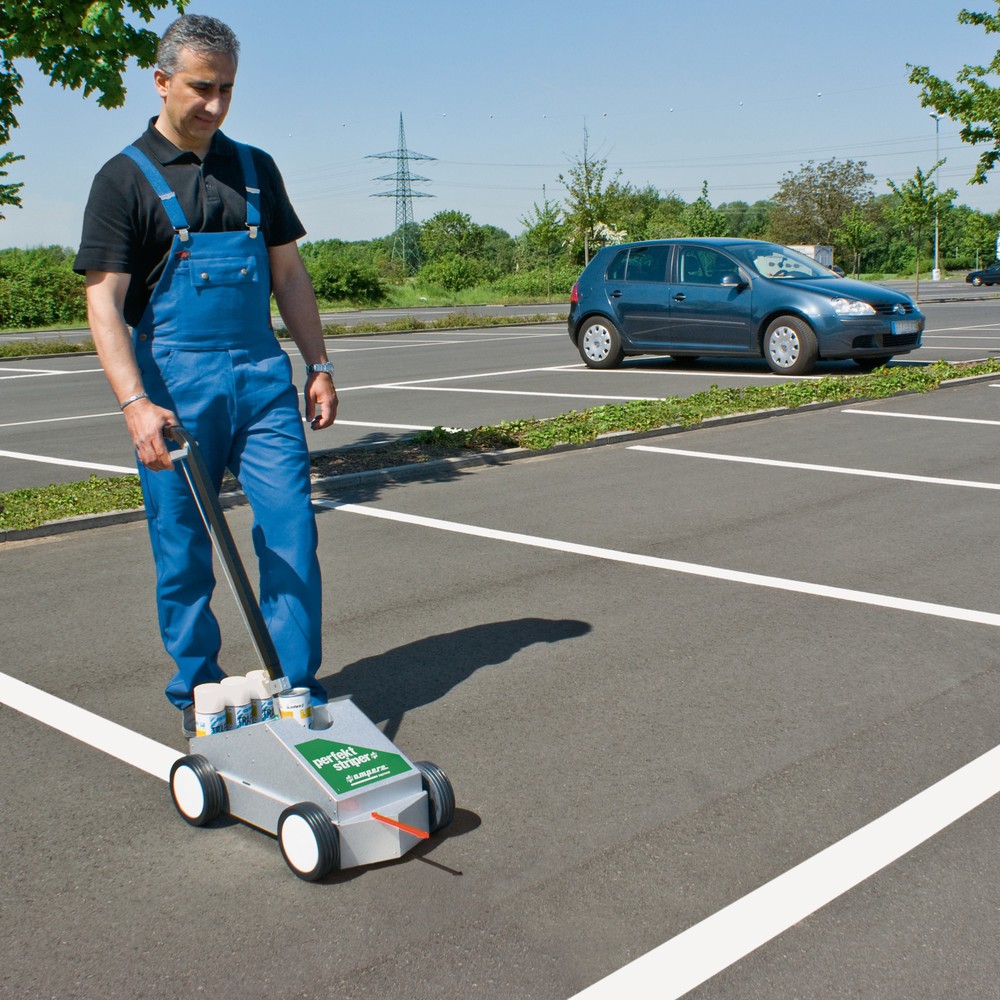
0,246,86,328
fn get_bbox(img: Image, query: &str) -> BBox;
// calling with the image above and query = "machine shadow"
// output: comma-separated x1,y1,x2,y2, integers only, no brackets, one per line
321,617,591,741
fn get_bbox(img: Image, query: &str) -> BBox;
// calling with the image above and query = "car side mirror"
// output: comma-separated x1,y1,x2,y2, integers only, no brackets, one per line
720,273,748,290
831,265,845,277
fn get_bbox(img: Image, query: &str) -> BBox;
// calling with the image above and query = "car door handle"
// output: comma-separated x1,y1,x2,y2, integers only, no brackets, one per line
610,289,622,298
673,293,686,302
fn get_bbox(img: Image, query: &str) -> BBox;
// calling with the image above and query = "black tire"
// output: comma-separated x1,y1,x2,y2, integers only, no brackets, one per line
169,754,227,827
277,803,340,881
763,316,818,375
577,317,624,369
414,760,456,833
853,355,893,372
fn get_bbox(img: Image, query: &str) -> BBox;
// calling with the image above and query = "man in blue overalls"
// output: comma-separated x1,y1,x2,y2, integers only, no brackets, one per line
75,15,336,736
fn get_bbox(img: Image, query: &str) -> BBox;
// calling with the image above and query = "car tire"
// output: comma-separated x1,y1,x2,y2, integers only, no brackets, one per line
972,276,983,286
578,317,624,369
763,316,818,376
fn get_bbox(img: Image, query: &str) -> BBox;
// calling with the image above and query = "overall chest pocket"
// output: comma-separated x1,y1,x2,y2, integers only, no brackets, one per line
188,256,259,289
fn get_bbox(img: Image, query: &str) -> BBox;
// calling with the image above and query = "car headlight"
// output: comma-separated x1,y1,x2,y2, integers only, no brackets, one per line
830,297,876,316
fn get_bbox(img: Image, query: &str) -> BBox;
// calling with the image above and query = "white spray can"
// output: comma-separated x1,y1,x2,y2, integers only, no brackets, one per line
220,676,253,729
193,682,227,737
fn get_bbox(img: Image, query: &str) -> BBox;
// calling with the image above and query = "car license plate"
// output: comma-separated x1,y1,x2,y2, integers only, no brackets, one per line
891,319,920,335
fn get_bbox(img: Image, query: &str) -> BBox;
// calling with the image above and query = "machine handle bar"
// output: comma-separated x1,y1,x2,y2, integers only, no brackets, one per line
166,426,284,683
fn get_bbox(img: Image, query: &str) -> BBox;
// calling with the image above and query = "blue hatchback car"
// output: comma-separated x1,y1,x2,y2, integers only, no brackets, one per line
568,238,924,375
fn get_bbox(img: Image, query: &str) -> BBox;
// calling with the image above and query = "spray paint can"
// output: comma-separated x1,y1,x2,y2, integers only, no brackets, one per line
277,687,313,728
245,670,276,723
193,682,227,737
220,676,253,729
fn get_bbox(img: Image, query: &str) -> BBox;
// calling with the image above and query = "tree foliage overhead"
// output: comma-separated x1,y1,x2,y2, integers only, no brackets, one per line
909,4,1000,184
0,0,187,211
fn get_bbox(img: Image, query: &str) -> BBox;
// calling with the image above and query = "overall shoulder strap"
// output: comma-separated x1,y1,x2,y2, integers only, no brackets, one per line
120,145,191,239
233,142,261,238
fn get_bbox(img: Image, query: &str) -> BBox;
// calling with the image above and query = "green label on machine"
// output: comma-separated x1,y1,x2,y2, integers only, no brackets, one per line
296,738,412,795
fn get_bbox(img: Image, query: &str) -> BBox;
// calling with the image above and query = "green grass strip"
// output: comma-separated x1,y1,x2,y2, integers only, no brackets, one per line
0,312,565,360
3,358,998,533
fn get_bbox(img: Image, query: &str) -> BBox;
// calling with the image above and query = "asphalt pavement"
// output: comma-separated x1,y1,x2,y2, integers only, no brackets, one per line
4,300,1000,998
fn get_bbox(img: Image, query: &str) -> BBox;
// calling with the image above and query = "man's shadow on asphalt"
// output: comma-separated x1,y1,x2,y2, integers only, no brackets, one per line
321,616,591,741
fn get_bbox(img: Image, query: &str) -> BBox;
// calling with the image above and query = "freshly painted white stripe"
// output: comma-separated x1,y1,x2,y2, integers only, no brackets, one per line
0,670,180,781
317,501,1000,628
630,444,1000,491
846,409,1000,428
571,740,1000,999
0,449,136,474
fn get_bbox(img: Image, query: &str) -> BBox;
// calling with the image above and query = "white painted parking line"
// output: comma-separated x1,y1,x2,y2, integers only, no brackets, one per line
331,419,438,431
571,739,1000,999
0,367,106,379
383,385,654,402
340,365,582,392
846,410,1000,428
0,449,136,474
0,670,180,781
630,445,1000,491
0,411,120,429
315,501,1000,628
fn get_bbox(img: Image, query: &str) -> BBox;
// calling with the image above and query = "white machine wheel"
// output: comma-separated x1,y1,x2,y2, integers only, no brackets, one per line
415,760,456,833
278,803,340,881
169,754,226,827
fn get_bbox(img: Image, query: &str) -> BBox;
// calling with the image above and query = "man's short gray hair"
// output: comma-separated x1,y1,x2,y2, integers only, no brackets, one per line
157,15,240,75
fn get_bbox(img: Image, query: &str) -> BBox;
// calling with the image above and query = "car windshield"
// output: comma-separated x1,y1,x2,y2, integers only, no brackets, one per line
729,244,838,280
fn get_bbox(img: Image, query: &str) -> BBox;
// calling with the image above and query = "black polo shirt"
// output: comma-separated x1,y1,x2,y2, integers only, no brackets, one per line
75,119,306,328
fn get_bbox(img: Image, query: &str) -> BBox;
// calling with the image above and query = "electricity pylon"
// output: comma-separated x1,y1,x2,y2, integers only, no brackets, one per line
367,113,435,273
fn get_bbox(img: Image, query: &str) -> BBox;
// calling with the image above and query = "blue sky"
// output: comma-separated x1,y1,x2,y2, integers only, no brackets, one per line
3,0,999,250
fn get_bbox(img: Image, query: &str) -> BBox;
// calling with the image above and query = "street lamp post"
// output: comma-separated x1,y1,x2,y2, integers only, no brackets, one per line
930,113,941,282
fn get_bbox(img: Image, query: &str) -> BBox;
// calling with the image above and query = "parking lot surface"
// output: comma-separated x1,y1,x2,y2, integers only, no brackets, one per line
4,302,1000,998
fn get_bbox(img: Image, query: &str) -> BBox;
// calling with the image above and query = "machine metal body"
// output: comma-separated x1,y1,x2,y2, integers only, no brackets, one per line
166,427,454,880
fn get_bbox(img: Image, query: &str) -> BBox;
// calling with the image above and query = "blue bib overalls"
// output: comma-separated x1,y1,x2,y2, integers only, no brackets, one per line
123,144,325,709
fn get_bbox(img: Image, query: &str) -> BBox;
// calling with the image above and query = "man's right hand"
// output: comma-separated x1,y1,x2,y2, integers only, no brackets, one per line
123,397,179,470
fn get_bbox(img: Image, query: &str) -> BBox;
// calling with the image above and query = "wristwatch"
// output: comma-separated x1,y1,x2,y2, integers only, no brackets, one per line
305,362,335,376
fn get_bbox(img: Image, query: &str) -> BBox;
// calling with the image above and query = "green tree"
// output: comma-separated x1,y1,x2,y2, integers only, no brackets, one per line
909,4,1000,184
681,181,728,237
558,126,619,265
1,1,188,213
519,186,566,298
718,200,772,239
887,163,956,298
833,206,879,276
958,207,998,266
768,158,875,246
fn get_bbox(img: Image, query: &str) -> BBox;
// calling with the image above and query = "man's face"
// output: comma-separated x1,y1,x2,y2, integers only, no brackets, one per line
154,47,236,156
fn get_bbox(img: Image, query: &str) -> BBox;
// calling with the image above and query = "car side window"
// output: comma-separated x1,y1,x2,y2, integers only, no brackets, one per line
606,250,629,282
625,245,669,283
679,247,738,285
